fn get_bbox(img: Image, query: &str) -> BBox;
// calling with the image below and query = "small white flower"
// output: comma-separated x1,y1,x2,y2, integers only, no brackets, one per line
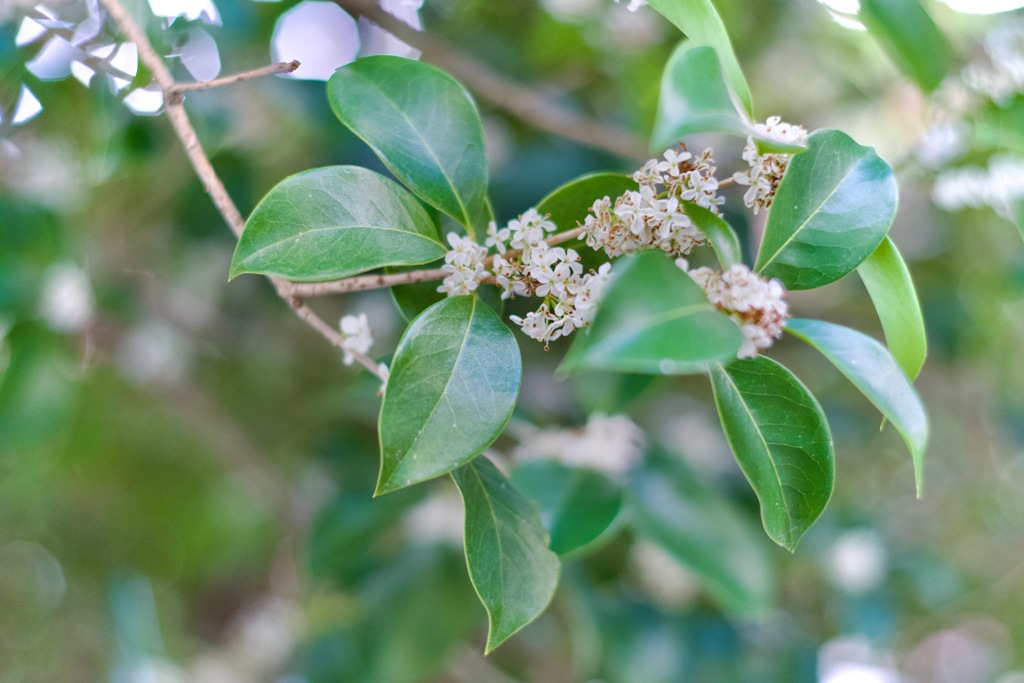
752,115,808,146
734,118,806,214
438,232,490,296
338,312,373,366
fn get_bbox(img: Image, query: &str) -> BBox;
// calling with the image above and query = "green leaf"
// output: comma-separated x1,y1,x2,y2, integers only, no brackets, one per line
754,129,897,290
328,56,488,235
377,296,521,495
856,237,927,379
452,457,561,653
645,0,753,116
858,0,951,93
652,44,749,151
536,172,638,236
571,371,660,415
230,166,445,281
710,356,834,550
628,453,774,614
562,251,744,375
683,202,743,268
786,319,929,497
535,171,638,272
510,460,623,557
1016,199,1024,242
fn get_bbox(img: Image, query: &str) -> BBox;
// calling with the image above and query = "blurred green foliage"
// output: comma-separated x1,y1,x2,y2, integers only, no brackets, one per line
4,0,1024,681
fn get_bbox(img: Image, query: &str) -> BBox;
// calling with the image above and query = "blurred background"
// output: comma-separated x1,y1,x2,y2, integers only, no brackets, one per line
3,0,1024,680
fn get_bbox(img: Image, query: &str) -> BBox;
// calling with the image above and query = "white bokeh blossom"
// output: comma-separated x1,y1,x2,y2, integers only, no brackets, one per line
38,261,94,333
513,413,645,478
932,154,1024,219
338,312,373,366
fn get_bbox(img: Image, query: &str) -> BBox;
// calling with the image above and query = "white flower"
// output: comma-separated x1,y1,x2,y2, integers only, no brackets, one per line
752,115,808,146
438,232,489,296
734,118,806,214
509,308,551,342
338,312,373,365
689,264,789,358
484,220,510,253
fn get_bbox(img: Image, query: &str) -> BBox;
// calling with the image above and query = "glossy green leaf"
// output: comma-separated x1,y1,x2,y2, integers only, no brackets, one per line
452,457,561,653
377,296,521,495
857,237,927,379
786,319,928,497
645,0,753,116
536,172,638,236
754,129,897,290
562,251,744,375
683,202,743,268
652,44,748,151
230,166,445,281
328,56,488,235
628,454,774,614
710,356,834,550
510,460,623,556
859,0,951,93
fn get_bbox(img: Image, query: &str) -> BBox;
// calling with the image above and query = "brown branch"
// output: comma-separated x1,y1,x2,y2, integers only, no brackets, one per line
97,0,384,379
170,61,301,94
334,0,648,161
291,268,448,297
289,226,591,297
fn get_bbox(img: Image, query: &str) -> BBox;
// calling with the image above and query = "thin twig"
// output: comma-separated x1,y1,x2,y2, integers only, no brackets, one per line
170,60,301,94
291,268,448,297
334,0,648,161
97,0,383,378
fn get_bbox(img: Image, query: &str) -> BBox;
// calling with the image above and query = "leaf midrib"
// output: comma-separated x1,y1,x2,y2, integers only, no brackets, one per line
715,364,792,544
341,70,474,230
239,222,444,266
755,149,865,275
468,462,508,638
389,297,477,484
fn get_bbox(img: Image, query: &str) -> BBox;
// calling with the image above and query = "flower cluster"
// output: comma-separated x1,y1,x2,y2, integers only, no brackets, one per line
437,232,489,296
732,117,808,215
583,148,721,259
435,209,615,345
508,261,613,345
338,312,373,366
683,262,789,359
